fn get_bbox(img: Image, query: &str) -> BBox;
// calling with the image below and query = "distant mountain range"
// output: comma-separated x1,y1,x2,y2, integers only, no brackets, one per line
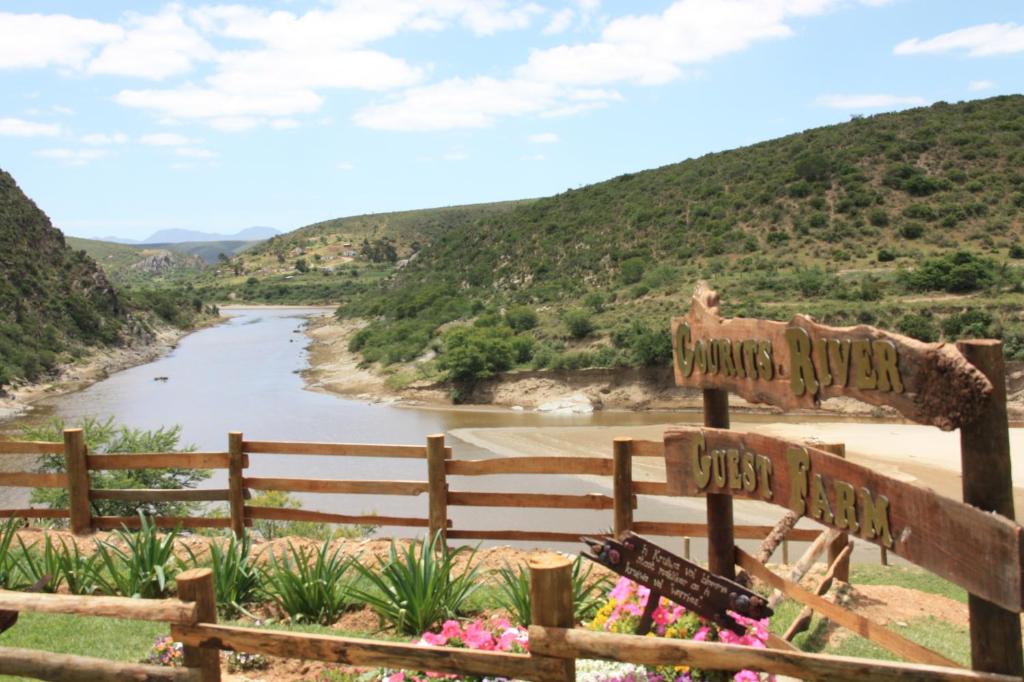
102,226,279,245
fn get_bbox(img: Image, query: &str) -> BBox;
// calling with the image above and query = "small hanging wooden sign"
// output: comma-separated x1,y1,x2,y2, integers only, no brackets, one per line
581,532,772,635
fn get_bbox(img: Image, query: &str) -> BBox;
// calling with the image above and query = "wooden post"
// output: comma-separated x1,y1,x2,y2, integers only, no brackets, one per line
683,537,691,560
703,389,734,579
612,437,633,538
177,568,220,681
782,540,790,566
426,434,448,543
63,429,91,535
879,546,888,566
957,340,1023,677
227,432,245,539
819,443,850,583
529,553,575,682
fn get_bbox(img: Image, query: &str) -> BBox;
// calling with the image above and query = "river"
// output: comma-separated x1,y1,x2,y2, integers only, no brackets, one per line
3,307,1021,562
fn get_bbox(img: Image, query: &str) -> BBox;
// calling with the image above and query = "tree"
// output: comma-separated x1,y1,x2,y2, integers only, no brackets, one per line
295,258,309,273
24,417,210,518
504,305,538,332
437,326,515,383
619,257,646,284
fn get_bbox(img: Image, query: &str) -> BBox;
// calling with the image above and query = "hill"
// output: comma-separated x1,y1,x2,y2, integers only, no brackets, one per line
191,200,528,304
146,240,257,264
0,170,128,386
67,237,204,284
336,96,1024,381
0,171,216,389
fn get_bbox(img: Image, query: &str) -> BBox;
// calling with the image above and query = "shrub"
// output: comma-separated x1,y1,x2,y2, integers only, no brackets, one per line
897,314,938,342
942,310,994,340
188,533,261,618
619,257,646,284
1009,244,1024,259
905,251,995,293
261,541,359,625
899,222,924,240
93,514,184,598
494,554,614,627
0,519,22,589
877,248,897,262
562,308,594,339
353,533,483,635
583,292,605,313
611,320,672,366
868,208,890,227
25,417,210,519
504,306,538,332
437,325,515,383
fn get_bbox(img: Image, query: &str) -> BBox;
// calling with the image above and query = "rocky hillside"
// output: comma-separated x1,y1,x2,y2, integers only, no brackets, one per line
0,170,129,386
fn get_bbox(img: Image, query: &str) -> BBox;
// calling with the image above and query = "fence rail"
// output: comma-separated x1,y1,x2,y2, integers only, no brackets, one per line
3,558,1012,682
0,430,828,554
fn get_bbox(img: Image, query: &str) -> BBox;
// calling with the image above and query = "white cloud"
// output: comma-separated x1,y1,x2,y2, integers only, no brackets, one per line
270,119,300,130
52,105,75,116
337,161,355,171
208,116,260,132
0,117,61,137
140,132,193,146
968,80,996,92
544,9,574,35
35,148,107,165
895,23,1024,57
117,85,323,120
88,4,215,79
81,132,128,145
0,12,121,69
528,132,559,143
175,146,217,159
815,93,927,109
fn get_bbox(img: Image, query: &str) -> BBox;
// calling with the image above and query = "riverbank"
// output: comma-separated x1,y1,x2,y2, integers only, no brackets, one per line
301,316,1024,420
0,321,215,428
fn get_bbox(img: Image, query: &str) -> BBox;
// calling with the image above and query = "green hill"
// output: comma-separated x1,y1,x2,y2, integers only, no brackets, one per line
340,96,1024,378
149,239,257,264
0,171,215,389
0,170,128,385
191,200,528,304
67,237,204,283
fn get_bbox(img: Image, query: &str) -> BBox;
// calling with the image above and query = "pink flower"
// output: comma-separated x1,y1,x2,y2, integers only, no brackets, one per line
734,670,760,682
441,620,462,640
386,673,406,682
462,622,495,650
693,626,711,642
420,632,447,647
609,577,634,601
652,606,672,626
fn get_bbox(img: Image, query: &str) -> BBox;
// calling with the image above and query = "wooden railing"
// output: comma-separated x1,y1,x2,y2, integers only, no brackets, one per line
1,557,1014,682
0,430,821,551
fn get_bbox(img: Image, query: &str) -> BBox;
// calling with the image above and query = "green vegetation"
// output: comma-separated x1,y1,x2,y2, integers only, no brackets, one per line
92,515,184,598
261,541,361,625
187,533,261,618
330,96,1024,386
24,417,210,518
353,533,483,635
0,170,216,390
493,554,613,627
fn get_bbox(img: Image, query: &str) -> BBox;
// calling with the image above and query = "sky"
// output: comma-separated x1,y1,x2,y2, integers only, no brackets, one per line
0,1,1022,241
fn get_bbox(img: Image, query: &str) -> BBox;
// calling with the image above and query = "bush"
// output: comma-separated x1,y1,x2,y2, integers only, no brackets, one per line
437,325,515,383
905,251,995,293
93,514,184,598
583,292,605,313
611,320,672,366
942,310,994,340
868,208,890,227
562,308,594,339
353,533,483,635
24,418,209,519
877,248,897,262
619,257,646,284
261,541,359,625
504,306,538,332
899,222,924,240
187,533,261,618
1009,244,1024,259
494,554,614,627
897,313,938,342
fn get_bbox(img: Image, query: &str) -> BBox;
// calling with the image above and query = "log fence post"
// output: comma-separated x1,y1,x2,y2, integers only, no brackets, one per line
957,340,1023,677
612,437,633,538
426,434,449,543
819,443,850,583
63,429,91,535
227,432,246,539
703,389,734,579
529,553,575,682
177,568,220,681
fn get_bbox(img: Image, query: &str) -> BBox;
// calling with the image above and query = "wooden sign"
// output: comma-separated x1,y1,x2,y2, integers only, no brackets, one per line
671,283,992,430
582,532,772,634
664,426,1024,613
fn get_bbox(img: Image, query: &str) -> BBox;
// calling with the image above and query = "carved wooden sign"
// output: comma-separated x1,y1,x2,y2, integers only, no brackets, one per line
582,532,772,634
664,426,1024,613
670,284,992,430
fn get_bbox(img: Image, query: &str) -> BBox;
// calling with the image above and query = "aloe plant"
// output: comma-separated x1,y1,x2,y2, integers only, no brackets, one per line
494,554,613,627
261,541,359,625
92,514,183,598
0,519,22,589
352,532,483,635
186,532,261,618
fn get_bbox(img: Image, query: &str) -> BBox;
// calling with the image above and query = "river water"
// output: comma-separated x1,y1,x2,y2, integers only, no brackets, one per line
4,307,1020,562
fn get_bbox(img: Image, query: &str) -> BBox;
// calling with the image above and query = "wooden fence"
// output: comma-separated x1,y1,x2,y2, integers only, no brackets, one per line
1,557,1015,682
0,430,822,552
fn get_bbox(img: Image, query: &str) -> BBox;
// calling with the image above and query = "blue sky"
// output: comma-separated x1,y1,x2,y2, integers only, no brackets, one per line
0,0,1022,240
